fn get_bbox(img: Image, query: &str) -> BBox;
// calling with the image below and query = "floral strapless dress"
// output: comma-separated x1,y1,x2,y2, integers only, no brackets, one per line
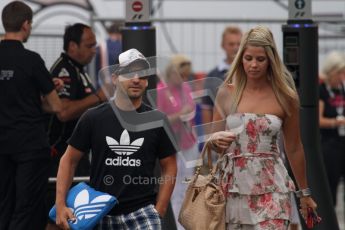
220,113,296,230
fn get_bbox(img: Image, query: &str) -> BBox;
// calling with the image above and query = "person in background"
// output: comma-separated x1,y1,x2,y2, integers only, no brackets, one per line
209,25,317,229
0,1,62,229
55,48,177,230
94,21,123,89
156,54,199,229
46,23,107,228
318,51,345,206
201,25,242,126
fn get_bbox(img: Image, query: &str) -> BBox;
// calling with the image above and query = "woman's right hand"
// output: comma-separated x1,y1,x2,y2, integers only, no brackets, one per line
209,131,236,152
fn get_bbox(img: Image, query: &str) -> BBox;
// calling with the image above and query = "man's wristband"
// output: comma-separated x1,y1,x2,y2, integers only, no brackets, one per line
295,188,311,198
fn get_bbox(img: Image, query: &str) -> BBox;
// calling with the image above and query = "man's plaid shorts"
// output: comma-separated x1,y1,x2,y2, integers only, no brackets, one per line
94,204,161,230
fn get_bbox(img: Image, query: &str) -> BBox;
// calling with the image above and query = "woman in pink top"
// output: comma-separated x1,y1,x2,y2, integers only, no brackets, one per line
157,55,199,230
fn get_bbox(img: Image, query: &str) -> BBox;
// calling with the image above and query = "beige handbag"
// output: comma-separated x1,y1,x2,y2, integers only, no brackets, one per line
178,142,226,230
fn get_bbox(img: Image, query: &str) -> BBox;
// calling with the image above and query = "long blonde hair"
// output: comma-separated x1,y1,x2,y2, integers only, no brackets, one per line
224,25,299,116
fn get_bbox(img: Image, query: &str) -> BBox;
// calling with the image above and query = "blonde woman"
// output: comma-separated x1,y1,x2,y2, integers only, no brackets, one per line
319,51,345,206
209,25,317,229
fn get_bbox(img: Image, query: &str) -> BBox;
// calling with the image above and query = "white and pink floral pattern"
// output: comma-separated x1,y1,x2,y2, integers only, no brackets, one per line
220,113,295,230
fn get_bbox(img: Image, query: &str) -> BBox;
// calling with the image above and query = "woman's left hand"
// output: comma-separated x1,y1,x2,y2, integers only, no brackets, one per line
299,196,317,220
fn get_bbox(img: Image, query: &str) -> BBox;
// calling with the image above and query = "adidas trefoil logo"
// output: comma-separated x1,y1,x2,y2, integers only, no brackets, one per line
70,189,112,224
106,129,144,156
105,130,144,167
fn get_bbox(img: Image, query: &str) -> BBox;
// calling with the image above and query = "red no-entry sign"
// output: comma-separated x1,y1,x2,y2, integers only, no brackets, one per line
126,0,149,22
132,1,143,12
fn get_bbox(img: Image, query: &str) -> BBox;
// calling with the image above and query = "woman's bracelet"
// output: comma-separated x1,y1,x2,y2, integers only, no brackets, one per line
295,188,312,198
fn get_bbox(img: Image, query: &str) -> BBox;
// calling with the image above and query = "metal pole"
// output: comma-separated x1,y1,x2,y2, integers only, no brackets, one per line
283,1,339,229
48,177,90,183
123,1,176,229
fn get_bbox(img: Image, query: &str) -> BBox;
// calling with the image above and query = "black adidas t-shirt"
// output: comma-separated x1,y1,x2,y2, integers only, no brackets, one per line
68,102,176,215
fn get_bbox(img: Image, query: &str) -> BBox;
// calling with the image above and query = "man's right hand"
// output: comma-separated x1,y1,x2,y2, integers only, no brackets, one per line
53,78,64,92
56,205,76,230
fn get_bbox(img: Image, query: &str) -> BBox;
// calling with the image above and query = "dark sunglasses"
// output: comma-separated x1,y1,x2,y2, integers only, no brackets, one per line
120,72,149,81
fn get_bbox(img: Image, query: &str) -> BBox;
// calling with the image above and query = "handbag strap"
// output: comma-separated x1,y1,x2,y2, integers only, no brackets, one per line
192,141,219,185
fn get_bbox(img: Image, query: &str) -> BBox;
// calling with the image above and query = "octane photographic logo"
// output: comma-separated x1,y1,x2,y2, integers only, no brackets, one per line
70,189,113,224
105,129,144,167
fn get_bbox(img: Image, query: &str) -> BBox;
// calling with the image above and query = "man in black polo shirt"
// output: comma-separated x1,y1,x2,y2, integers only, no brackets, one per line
47,23,105,175
0,1,62,230
46,24,107,214
55,49,177,229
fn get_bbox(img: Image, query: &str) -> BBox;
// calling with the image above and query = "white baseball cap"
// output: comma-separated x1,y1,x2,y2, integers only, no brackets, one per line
118,48,149,68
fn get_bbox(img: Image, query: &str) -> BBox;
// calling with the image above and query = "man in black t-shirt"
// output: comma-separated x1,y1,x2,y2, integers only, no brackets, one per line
0,2,62,230
55,49,177,230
